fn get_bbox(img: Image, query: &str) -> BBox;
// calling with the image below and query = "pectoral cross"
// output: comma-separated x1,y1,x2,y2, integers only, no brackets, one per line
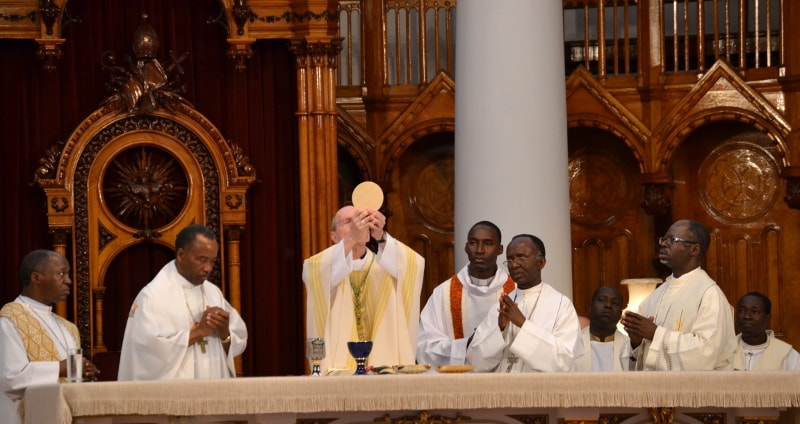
197,338,208,354
506,354,518,372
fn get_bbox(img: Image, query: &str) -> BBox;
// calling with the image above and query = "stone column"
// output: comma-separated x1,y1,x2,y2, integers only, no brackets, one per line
454,0,573,296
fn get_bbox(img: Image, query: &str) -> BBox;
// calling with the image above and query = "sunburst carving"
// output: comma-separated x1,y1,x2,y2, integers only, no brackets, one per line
102,146,188,230
74,115,221,345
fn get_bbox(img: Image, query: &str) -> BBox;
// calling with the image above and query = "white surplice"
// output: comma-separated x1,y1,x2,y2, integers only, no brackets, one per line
734,330,800,371
303,233,424,373
1,297,79,424
417,265,512,366
623,267,736,371
118,260,247,380
466,283,582,372
572,326,629,372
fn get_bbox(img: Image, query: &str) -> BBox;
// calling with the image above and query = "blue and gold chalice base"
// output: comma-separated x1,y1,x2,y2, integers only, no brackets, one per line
347,341,373,375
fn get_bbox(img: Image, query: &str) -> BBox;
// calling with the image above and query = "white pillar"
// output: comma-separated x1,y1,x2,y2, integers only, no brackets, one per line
454,0,573,297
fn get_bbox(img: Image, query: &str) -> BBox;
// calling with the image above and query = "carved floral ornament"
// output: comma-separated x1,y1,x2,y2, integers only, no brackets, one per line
213,0,340,71
1,1,340,71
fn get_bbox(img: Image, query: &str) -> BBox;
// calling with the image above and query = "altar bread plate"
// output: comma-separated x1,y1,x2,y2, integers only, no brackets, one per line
393,364,431,374
352,181,384,210
435,365,475,374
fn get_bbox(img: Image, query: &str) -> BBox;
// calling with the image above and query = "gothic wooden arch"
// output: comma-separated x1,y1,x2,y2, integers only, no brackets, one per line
566,66,650,174
35,102,256,359
33,19,256,365
381,119,455,186
336,106,376,181
651,109,790,177
567,115,647,174
650,60,791,177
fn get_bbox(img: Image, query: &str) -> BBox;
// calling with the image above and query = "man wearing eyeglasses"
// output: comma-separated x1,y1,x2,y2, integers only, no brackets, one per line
466,234,582,372
417,221,514,367
620,219,736,370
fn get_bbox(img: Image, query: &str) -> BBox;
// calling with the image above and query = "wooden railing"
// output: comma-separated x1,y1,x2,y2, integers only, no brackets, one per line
564,0,639,77
564,0,784,78
336,0,364,89
661,0,784,74
336,0,456,91
335,0,785,91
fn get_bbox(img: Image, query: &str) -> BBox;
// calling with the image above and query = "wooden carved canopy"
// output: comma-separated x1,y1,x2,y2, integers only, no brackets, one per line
33,17,256,360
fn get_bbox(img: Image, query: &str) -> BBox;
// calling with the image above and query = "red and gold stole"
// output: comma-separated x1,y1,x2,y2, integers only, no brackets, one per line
449,275,515,339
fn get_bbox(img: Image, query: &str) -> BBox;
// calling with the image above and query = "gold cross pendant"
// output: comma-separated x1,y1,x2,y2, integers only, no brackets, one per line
197,338,208,354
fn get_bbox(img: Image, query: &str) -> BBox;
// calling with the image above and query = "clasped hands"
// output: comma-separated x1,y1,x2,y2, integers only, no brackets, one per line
497,293,527,331
620,310,657,348
191,306,231,342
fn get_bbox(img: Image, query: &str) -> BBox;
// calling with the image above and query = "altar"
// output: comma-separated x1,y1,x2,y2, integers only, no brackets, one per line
22,371,800,424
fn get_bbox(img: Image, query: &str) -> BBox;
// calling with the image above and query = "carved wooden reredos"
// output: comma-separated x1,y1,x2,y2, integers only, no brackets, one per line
33,16,257,357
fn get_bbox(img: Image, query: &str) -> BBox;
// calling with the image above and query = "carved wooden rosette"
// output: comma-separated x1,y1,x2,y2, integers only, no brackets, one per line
34,98,256,358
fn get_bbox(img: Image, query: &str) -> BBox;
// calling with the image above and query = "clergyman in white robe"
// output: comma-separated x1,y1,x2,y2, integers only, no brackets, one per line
572,326,629,371
417,265,514,366
466,283,582,372
303,232,424,373
623,267,736,371
118,260,247,380
734,330,800,371
1,297,80,424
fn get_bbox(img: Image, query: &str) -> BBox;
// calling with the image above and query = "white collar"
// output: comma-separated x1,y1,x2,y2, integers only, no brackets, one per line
18,295,53,313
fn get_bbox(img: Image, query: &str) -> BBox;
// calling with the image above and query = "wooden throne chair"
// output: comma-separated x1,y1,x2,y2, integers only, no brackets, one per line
33,16,256,379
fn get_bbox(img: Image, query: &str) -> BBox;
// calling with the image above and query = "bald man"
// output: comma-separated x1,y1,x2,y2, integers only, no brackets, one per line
303,206,424,374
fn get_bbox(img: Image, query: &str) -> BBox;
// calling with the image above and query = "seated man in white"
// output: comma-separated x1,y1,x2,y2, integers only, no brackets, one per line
466,234,581,372
734,291,800,371
573,286,629,371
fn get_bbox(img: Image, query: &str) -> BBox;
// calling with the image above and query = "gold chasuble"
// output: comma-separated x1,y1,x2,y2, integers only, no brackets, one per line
0,302,80,383
304,235,425,373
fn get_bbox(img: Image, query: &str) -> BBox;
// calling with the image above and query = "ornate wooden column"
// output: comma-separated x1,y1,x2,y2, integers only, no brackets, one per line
290,38,343,259
50,228,71,318
216,1,342,256
225,225,244,375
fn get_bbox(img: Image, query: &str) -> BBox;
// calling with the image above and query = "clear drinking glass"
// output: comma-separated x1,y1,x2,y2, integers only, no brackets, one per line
67,348,83,383
306,338,326,376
